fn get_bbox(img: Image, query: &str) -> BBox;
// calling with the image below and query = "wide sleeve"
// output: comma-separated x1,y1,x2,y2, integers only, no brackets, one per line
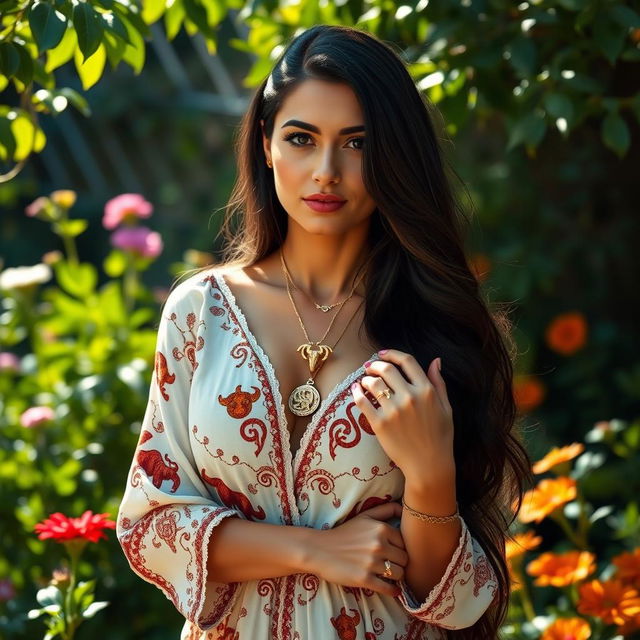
116,281,242,631
396,516,499,629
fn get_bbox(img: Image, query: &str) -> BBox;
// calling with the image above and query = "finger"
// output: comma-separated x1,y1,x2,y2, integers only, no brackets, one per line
360,500,403,521
429,357,452,413
385,524,406,551
376,349,429,386
368,575,402,598
359,375,398,407
377,558,405,581
351,380,381,420
363,360,411,398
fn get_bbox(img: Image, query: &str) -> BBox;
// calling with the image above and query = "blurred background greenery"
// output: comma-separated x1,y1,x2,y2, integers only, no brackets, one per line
1,0,640,638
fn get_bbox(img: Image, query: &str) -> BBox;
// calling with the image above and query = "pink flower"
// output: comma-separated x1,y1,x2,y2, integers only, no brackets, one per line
103,193,153,230
25,196,49,218
0,352,20,372
20,406,55,428
110,226,163,258
0,578,15,602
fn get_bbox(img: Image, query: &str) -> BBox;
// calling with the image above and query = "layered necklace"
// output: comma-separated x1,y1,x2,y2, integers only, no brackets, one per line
279,248,366,417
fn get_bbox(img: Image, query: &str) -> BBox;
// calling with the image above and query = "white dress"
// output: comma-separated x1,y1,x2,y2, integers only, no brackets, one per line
116,268,499,639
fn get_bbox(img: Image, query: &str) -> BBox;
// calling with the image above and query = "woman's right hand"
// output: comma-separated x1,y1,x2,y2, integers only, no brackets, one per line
307,501,409,597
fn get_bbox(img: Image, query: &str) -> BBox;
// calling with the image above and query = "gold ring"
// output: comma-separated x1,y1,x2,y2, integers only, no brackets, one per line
382,559,392,578
375,388,392,401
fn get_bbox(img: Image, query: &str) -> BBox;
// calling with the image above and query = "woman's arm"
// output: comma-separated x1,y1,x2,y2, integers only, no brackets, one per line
206,501,407,598
206,518,313,582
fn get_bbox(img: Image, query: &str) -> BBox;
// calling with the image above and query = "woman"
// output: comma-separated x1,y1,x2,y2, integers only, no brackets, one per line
117,25,532,640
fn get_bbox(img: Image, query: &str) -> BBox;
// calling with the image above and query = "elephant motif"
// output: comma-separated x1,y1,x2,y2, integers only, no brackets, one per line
154,351,175,401
200,471,266,521
331,606,361,640
218,385,261,418
137,449,181,493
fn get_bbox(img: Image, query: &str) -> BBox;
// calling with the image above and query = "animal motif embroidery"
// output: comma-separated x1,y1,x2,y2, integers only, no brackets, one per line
137,449,181,492
200,471,266,521
328,401,375,459
331,606,361,640
154,351,175,401
218,385,261,418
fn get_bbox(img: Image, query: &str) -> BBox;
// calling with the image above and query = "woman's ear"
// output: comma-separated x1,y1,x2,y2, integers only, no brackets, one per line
260,119,271,166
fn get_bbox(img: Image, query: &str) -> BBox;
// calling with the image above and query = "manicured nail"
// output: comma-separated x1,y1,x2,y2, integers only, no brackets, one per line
364,360,372,368
351,382,358,391
379,349,388,355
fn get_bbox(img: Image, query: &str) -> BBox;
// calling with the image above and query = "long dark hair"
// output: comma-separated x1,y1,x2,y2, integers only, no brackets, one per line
178,24,533,639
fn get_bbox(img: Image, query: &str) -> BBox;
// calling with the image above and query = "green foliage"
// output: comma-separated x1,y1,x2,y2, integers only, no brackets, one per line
1,0,638,178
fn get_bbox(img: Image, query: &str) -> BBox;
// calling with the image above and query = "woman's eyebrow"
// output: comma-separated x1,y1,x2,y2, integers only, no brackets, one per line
280,119,365,135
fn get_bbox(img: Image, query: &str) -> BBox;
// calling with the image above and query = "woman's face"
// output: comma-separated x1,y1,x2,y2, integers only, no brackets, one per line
261,78,377,235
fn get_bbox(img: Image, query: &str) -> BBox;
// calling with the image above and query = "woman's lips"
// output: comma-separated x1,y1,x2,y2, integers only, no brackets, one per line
303,199,347,213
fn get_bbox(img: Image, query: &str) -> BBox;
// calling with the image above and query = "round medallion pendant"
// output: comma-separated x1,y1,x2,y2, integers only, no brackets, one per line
288,383,321,417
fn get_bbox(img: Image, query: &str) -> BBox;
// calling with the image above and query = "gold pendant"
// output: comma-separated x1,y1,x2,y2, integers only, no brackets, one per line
288,380,321,416
297,343,333,374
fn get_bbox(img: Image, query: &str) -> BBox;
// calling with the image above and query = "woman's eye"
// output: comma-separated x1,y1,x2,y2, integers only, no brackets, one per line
283,133,365,150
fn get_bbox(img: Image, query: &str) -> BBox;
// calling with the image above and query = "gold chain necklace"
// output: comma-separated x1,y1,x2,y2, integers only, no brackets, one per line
280,248,366,417
280,253,361,313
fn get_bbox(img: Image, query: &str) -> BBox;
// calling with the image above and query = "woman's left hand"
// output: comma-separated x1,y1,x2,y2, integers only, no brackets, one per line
351,349,455,486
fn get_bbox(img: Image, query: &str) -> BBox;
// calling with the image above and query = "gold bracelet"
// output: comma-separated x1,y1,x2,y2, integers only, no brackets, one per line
401,497,460,523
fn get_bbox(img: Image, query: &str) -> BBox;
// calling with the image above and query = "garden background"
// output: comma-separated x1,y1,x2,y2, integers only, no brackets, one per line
1,0,640,638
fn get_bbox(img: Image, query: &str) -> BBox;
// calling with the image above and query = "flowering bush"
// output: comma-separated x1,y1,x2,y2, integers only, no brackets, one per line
504,422,640,639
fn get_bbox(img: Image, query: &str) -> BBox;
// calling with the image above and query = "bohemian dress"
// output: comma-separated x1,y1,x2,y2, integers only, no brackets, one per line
116,268,499,640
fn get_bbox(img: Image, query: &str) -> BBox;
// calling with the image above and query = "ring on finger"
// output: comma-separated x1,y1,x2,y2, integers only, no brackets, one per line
375,387,392,401
382,559,393,578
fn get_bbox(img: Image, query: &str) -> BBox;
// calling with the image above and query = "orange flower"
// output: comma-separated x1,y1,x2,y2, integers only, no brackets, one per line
617,611,640,635
506,531,543,559
513,375,546,413
541,617,591,640
577,579,640,626
518,477,577,524
545,311,588,356
612,548,640,587
526,550,596,587
533,443,585,475
508,559,523,592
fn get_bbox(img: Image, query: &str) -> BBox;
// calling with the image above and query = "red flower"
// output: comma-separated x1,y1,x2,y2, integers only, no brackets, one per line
35,510,116,543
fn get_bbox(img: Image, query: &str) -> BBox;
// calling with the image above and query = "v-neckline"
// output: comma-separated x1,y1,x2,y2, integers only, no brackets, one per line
213,269,379,471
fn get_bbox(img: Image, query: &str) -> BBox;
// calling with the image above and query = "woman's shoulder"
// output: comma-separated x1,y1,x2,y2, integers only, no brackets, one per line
160,263,245,315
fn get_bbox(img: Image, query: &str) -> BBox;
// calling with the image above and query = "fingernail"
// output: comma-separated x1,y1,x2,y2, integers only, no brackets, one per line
351,382,358,391
379,349,388,355
364,360,372,368
437,357,441,371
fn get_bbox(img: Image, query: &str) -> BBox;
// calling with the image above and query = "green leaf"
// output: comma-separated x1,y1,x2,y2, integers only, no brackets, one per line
0,42,21,77
507,112,547,151
100,10,132,45
10,110,47,161
610,5,640,29
29,2,68,52
507,36,537,77
54,261,98,298
57,87,91,117
73,3,104,61
593,14,626,65
142,0,166,25
74,42,107,90
0,112,17,163
602,111,630,157
103,249,127,278
165,0,185,40
45,25,76,72
53,218,89,237
543,92,574,123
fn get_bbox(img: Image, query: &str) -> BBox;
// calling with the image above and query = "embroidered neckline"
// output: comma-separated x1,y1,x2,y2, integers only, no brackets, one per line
213,269,378,479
